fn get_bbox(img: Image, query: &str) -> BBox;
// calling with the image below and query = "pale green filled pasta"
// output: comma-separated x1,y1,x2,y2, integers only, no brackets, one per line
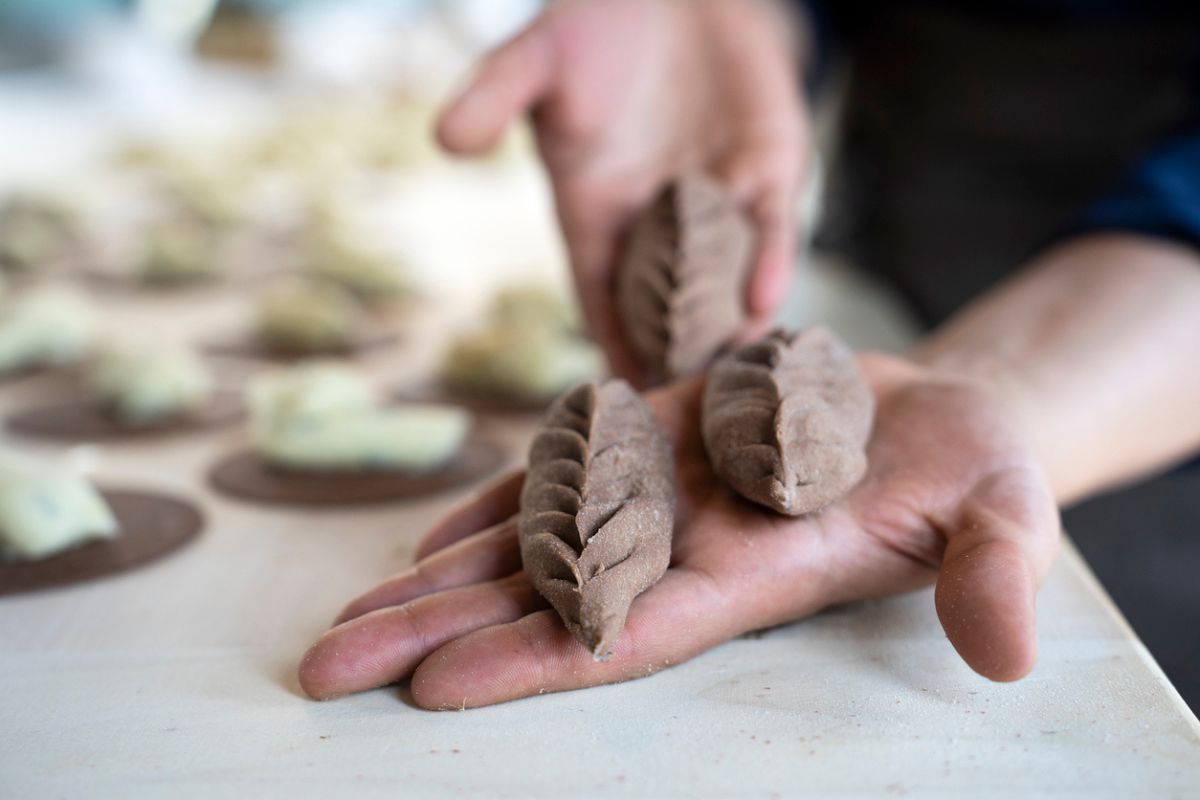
302,233,409,303
159,169,244,231
255,280,359,351
0,287,95,374
88,344,214,423
488,284,582,334
251,363,471,472
0,460,119,561
443,321,604,401
137,220,221,285
443,283,602,401
0,196,76,274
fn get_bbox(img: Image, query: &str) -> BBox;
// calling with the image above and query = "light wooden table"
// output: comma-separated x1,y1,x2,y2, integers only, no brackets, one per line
0,80,1197,793
1,276,1198,800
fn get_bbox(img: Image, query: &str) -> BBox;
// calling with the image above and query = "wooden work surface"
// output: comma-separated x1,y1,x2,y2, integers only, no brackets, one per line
1,266,1198,800
0,66,1196,794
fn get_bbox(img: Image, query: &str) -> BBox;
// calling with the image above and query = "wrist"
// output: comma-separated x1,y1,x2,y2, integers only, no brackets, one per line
698,0,808,75
841,349,1056,513
856,349,1055,499
860,349,1038,436
758,0,818,80
913,350,1042,438
908,233,1200,504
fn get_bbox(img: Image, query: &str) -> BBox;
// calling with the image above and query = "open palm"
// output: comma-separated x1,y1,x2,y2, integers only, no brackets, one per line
299,354,1060,708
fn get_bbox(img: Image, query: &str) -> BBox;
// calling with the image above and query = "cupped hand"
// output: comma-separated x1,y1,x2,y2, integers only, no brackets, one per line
437,0,809,382
299,354,1061,708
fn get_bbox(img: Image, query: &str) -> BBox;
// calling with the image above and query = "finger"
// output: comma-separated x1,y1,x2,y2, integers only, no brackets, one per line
436,24,555,155
299,573,544,700
334,518,521,626
415,471,524,561
744,186,796,324
711,146,800,327
410,568,734,709
934,466,1061,682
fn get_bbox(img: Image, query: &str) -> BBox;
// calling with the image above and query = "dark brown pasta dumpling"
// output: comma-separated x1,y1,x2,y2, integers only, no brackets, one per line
702,328,874,515
617,174,754,381
518,380,675,659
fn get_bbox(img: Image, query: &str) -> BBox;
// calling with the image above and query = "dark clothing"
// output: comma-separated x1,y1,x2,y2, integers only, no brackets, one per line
804,1,1200,710
811,2,1200,323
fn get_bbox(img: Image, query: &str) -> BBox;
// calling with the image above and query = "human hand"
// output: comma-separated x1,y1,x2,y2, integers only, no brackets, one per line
437,0,809,382
299,354,1061,708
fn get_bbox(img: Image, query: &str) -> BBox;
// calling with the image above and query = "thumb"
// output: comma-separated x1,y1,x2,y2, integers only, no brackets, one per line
743,184,796,332
935,466,1061,681
712,145,802,333
436,23,555,156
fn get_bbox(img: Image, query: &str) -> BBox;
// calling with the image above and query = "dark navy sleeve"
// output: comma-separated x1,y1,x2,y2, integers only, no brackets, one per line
1067,126,1200,250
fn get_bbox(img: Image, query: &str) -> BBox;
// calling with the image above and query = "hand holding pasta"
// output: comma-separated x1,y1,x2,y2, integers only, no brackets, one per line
300,355,1060,708
435,0,807,382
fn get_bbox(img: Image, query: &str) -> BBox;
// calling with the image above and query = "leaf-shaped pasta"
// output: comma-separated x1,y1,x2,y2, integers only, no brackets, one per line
519,380,675,659
702,328,874,515
617,174,754,380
